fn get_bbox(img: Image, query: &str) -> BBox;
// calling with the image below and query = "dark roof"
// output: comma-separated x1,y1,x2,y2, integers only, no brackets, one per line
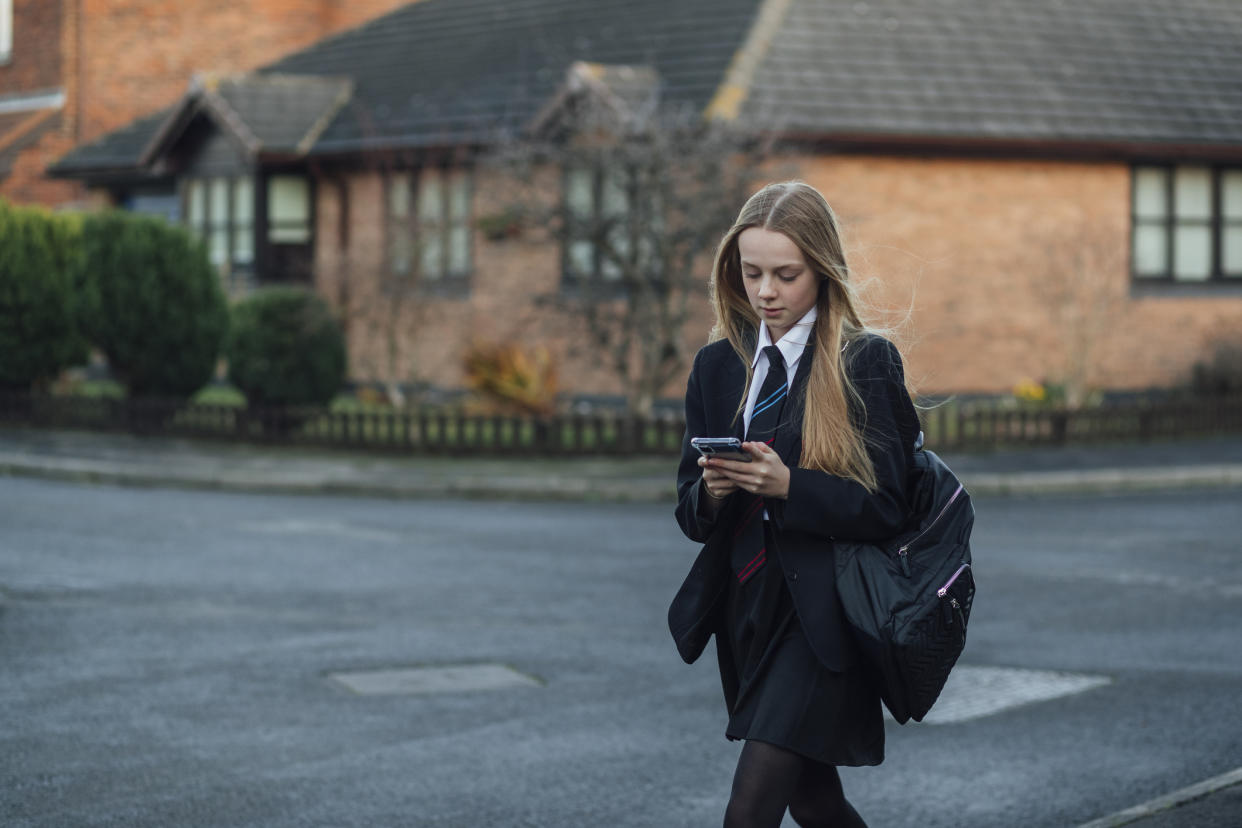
737,0,1242,147
50,0,1242,177
267,0,763,152
140,73,353,165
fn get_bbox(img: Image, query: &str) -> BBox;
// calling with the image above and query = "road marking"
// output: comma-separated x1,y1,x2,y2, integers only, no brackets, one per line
239,518,403,543
895,665,1112,725
328,663,543,695
1075,765,1242,828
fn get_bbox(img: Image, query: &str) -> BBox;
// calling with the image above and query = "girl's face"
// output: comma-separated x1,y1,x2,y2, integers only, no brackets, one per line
737,227,820,343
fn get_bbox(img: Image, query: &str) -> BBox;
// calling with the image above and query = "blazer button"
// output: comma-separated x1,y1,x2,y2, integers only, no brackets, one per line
788,570,799,582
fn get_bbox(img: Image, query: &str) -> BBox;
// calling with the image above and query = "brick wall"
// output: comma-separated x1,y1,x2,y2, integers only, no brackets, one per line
317,155,1242,400
797,155,1242,396
315,166,718,402
76,0,413,147
0,0,63,94
1,0,415,207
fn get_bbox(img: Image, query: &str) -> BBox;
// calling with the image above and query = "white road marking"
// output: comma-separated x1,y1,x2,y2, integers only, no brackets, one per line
328,663,543,695
896,665,1112,725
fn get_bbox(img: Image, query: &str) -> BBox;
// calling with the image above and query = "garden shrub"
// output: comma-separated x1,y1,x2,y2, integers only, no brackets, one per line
79,211,228,398
0,201,80,390
463,341,559,415
226,287,345,407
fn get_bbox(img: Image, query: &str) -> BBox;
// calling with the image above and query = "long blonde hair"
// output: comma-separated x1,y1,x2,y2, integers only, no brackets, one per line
709,181,880,491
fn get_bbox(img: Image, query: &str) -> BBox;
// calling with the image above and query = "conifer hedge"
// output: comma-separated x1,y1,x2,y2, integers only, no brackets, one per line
0,201,81,390
78,211,228,398
226,286,345,407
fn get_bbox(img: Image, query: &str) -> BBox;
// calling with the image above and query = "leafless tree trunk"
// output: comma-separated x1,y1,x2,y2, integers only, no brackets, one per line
486,106,770,415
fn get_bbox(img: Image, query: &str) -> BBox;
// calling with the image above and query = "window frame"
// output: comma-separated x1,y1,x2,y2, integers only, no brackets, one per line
183,174,256,291
560,162,662,293
1131,163,1242,286
383,165,474,296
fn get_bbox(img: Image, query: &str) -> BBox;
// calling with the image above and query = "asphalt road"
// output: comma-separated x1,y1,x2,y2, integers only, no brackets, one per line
2,479,1240,827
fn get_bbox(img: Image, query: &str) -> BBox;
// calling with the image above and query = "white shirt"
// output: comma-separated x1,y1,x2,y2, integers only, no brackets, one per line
742,306,817,436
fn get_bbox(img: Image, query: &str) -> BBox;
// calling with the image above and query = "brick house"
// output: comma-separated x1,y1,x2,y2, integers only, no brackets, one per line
0,0,413,207
46,0,1242,402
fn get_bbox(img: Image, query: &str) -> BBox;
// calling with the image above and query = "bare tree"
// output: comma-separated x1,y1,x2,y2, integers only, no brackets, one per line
484,65,773,415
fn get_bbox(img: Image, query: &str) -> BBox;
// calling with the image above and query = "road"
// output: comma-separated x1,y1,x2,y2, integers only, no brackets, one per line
1,478,1240,827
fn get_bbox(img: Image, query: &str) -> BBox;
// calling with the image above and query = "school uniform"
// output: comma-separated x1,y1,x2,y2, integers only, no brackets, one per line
669,314,921,766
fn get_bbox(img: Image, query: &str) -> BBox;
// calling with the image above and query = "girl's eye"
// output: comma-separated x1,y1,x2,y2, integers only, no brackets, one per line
742,271,760,279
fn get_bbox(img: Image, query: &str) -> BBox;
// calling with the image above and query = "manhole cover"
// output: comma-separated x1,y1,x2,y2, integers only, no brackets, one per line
898,665,1111,725
328,663,542,695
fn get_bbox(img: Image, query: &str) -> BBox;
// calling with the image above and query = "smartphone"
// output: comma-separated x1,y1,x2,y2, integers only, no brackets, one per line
691,437,753,462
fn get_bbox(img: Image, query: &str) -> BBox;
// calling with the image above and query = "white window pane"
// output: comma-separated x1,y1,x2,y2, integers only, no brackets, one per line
449,172,470,220
418,170,443,222
389,173,410,219
420,233,443,279
1222,171,1242,220
602,170,627,218
187,180,206,230
1132,225,1167,277
268,176,310,243
569,240,593,277
390,234,413,277
1133,168,1168,219
232,177,253,223
209,178,229,223
448,226,470,273
1223,225,1242,276
1174,166,1212,220
566,168,593,218
209,229,228,266
600,255,623,281
1173,225,1211,281
234,224,254,265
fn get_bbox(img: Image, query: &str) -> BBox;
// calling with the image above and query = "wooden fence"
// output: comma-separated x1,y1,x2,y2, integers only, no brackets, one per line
2,392,1241,457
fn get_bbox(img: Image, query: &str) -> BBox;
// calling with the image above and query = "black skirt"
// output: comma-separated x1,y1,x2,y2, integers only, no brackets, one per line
717,523,885,767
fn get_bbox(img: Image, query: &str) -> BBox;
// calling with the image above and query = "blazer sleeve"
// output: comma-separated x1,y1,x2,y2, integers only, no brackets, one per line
773,336,919,541
674,348,735,542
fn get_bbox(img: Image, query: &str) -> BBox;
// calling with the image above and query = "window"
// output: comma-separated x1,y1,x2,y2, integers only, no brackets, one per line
0,0,12,63
184,176,255,287
385,167,472,290
562,164,661,289
267,176,311,244
1132,165,1242,284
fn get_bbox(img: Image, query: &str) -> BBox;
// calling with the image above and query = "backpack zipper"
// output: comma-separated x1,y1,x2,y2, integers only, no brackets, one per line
897,483,964,576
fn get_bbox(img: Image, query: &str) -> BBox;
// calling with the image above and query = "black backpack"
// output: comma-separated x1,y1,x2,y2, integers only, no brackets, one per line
834,449,975,724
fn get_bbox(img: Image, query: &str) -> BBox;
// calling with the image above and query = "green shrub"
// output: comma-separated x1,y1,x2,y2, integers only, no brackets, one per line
226,287,345,407
79,211,228,398
0,201,81,390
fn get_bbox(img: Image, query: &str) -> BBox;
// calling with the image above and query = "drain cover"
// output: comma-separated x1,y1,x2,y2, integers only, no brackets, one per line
900,665,1111,725
328,663,542,695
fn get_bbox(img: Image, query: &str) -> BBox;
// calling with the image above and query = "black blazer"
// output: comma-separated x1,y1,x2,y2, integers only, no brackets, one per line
669,332,922,672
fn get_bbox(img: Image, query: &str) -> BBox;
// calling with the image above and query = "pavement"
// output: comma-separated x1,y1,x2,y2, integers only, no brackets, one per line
3,424,1242,826
3,425,1242,504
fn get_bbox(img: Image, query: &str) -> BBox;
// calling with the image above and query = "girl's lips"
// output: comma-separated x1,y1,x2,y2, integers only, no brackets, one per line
761,307,782,316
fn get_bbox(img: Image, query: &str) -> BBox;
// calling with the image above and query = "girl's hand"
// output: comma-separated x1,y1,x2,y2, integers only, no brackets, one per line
698,455,740,500
704,442,790,499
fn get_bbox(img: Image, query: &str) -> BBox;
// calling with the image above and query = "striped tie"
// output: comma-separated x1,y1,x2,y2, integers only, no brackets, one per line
732,346,788,585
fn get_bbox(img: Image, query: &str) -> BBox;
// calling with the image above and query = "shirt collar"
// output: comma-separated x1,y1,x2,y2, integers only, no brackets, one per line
752,306,818,370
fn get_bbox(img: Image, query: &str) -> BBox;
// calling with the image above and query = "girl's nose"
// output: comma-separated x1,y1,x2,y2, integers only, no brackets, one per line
757,276,777,298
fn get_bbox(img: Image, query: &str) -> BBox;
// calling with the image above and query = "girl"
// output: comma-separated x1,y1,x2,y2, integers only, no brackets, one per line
670,182,922,827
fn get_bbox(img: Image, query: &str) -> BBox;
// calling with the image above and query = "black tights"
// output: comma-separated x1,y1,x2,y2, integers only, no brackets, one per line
723,741,868,828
